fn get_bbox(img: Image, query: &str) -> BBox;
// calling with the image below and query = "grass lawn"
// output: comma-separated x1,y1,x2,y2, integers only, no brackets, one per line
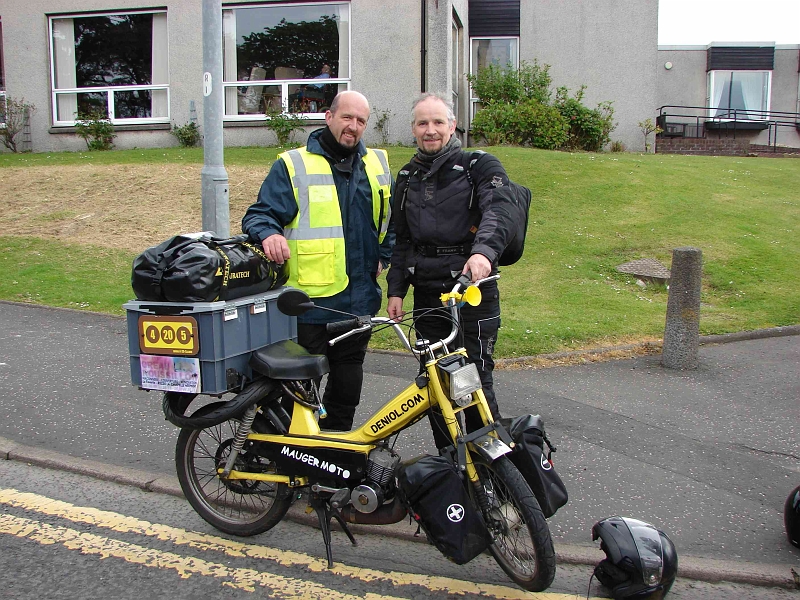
0,145,798,358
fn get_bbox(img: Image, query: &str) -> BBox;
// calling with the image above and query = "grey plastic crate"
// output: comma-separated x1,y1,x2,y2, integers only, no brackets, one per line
123,288,296,395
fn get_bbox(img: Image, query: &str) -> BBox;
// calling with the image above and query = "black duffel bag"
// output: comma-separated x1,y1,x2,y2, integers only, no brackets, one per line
132,232,287,302
396,455,491,565
501,414,568,518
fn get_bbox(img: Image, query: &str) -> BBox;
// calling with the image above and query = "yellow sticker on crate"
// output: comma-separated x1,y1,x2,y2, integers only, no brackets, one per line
138,315,199,356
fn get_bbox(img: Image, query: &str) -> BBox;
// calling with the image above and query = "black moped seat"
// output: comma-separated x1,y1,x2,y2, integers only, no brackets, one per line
249,339,329,380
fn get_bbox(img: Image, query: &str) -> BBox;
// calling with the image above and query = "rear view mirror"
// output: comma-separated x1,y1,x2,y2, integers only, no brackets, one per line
277,288,315,316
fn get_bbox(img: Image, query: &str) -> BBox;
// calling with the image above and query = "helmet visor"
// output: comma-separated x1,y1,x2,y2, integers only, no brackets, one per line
622,518,663,586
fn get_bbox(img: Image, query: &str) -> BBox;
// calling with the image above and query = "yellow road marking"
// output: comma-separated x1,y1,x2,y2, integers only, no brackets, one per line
0,488,594,599
0,513,399,599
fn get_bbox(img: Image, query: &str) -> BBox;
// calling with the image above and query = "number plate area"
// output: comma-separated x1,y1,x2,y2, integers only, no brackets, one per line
138,315,199,356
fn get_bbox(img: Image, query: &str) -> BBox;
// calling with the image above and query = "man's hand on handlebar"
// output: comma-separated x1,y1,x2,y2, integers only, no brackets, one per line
261,234,291,264
463,253,492,282
387,297,405,322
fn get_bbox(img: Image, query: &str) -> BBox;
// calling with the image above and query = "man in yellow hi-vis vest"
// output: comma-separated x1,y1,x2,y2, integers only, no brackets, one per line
243,91,394,431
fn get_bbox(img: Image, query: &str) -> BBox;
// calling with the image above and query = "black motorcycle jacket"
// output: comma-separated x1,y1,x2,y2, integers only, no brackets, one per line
387,141,511,296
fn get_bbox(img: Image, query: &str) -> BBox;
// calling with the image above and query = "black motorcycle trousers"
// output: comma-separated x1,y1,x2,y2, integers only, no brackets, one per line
297,323,371,431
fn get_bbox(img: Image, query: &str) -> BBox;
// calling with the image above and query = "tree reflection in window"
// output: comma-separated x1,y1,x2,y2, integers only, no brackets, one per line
74,14,153,117
237,15,340,82
74,15,152,87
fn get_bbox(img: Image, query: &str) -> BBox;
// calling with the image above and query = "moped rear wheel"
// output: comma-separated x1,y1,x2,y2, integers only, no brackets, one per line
175,402,292,536
473,456,556,592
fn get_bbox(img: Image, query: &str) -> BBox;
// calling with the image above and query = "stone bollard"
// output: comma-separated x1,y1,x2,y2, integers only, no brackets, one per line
662,247,702,370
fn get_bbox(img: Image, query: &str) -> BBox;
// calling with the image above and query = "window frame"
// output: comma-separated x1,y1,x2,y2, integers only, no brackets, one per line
222,1,351,121
48,9,170,127
706,69,772,121
468,36,519,120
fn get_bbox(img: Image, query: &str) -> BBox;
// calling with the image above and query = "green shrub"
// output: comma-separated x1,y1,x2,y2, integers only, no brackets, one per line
554,87,616,152
0,97,36,153
264,108,307,147
467,60,553,106
638,118,663,152
468,61,616,152
610,140,626,152
470,103,516,145
75,110,116,151
471,100,568,149
171,121,201,147
372,106,391,147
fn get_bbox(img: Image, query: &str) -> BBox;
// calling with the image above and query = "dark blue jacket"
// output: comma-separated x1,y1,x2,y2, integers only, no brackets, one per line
242,128,395,324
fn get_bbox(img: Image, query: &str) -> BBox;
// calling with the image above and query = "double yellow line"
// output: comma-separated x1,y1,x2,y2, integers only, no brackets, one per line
0,488,588,599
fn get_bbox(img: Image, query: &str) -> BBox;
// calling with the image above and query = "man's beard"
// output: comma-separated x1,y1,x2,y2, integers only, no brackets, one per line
418,139,442,155
338,132,358,148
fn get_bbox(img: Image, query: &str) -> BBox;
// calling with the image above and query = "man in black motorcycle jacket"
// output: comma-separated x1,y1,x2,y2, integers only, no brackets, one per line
387,93,512,443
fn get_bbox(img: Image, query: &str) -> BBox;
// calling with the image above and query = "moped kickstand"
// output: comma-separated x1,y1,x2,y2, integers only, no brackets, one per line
309,493,357,568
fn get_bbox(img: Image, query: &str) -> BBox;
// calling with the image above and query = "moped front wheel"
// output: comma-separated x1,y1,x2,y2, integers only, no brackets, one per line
175,402,292,536
473,456,556,592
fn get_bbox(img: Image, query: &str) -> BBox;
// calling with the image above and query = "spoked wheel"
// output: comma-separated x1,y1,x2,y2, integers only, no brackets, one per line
175,402,292,536
473,456,556,592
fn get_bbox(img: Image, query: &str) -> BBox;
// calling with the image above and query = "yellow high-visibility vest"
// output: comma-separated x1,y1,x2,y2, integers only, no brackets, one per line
280,147,392,298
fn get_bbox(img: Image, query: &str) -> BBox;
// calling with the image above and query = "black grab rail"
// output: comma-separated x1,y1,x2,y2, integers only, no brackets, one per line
656,105,800,152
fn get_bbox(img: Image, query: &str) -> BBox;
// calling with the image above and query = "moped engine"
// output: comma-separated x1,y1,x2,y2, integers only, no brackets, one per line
350,447,400,513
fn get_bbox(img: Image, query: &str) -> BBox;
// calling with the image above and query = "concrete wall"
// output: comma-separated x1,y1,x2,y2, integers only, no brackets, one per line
351,0,422,148
770,47,800,148
3,0,203,152
1,0,432,153
657,47,708,109
8,0,794,154
520,0,659,152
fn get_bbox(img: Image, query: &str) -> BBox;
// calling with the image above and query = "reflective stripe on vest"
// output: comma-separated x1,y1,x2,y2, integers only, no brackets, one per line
362,148,392,241
279,147,391,298
281,148,347,297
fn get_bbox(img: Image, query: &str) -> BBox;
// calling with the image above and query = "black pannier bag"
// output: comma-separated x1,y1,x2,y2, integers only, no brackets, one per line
132,232,287,302
501,414,568,518
395,455,491,564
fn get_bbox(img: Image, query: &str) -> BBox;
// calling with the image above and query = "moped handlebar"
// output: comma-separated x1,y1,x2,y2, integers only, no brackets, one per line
328,274,500,357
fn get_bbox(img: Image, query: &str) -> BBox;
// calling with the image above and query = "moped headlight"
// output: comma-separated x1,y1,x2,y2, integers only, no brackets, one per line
447,363,482,400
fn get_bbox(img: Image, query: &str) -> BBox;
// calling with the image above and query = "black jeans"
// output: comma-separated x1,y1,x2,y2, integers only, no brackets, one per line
297,323,371,431
412,283,501,448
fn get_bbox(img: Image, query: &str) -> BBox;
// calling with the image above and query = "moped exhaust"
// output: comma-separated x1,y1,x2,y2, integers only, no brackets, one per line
339,496,407,525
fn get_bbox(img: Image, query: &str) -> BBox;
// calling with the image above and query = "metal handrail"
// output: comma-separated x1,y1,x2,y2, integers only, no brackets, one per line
656,104,800,151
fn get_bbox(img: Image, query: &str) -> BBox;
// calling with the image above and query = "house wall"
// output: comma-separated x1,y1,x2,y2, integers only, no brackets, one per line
657,47,708,109
770,47,800,148
3,0,202,152
520,0,659,152
1,0,432,153
657,45,800,149
7,0,793,154
351,0,421,147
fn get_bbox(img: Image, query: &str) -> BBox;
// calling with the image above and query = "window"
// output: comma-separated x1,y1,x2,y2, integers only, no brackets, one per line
707,71,771,120
469,37,518,119
222,3,350,118
49,11,169,126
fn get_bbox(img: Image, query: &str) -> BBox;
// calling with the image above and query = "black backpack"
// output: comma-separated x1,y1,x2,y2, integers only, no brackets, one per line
463,151,532,266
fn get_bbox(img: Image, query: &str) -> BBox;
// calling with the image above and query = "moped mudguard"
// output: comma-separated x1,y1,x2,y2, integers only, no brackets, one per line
468,434,513,462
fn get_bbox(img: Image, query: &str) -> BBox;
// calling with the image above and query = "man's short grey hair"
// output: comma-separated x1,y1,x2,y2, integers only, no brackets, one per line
411,93,456,125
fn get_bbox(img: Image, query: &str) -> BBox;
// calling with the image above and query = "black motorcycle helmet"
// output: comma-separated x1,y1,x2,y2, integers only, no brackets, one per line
785,484,800,548
592,516,678,599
